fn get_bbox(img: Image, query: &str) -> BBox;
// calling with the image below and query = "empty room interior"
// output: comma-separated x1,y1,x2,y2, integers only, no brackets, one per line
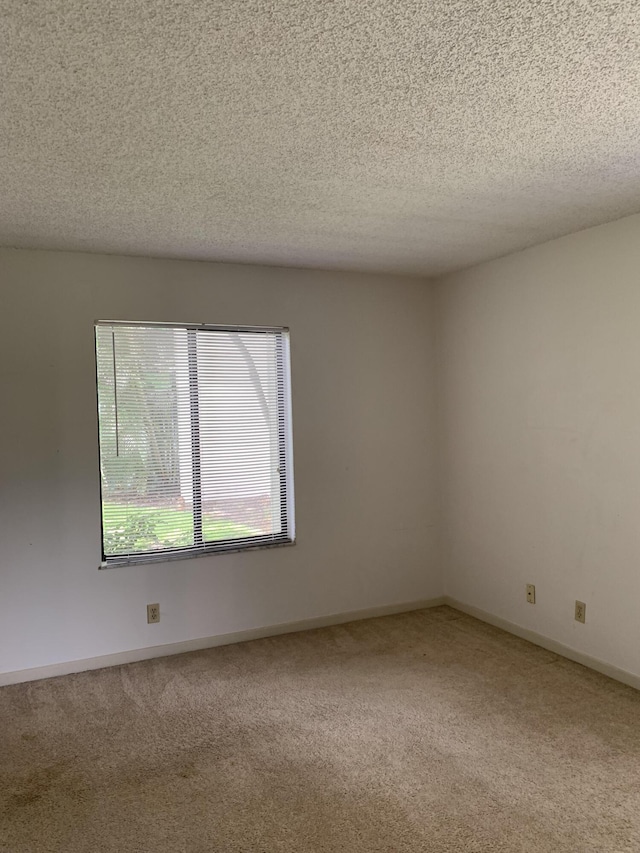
2,2,640,851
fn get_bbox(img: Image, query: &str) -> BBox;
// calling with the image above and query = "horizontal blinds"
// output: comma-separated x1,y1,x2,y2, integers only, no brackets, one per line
95,322,293,565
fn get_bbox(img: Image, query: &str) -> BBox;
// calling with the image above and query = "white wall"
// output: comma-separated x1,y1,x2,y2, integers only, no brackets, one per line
436,213,640,679
0,248,440,677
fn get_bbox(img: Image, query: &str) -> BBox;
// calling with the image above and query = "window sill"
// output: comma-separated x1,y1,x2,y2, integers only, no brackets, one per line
99,537,296,569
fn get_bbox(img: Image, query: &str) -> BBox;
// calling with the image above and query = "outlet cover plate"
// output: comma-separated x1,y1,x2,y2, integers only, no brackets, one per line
575,601,586,623
526,584,536,604
147,603,160,624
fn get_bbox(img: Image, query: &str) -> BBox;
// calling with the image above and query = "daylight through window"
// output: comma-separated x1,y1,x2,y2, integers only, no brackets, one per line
95,321,294,566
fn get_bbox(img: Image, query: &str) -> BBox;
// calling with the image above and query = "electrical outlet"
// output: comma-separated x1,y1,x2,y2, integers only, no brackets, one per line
575,601,586,624
147,603,160,624
526,584,536,604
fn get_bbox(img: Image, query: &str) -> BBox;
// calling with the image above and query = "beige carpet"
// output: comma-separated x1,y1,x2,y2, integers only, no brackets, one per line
1,606,640,852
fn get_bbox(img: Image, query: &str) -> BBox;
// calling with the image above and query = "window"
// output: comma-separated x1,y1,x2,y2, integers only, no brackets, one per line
95,321,294,567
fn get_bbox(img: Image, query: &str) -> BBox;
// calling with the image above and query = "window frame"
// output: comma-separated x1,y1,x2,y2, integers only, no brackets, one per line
95,320,295,569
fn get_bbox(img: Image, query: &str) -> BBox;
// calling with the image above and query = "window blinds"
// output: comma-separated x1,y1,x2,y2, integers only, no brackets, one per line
95,322,294,566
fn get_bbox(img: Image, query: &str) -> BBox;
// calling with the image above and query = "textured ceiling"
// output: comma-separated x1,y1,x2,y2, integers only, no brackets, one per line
2,1,640,277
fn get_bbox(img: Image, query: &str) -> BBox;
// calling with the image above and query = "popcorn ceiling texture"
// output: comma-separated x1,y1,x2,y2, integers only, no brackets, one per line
1,0,640,276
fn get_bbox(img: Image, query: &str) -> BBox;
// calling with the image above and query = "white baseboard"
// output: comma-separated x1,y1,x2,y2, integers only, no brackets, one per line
0,596,445,687
445,596,640,693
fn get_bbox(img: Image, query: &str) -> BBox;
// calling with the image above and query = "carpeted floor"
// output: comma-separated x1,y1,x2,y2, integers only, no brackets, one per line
1,606,640,852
